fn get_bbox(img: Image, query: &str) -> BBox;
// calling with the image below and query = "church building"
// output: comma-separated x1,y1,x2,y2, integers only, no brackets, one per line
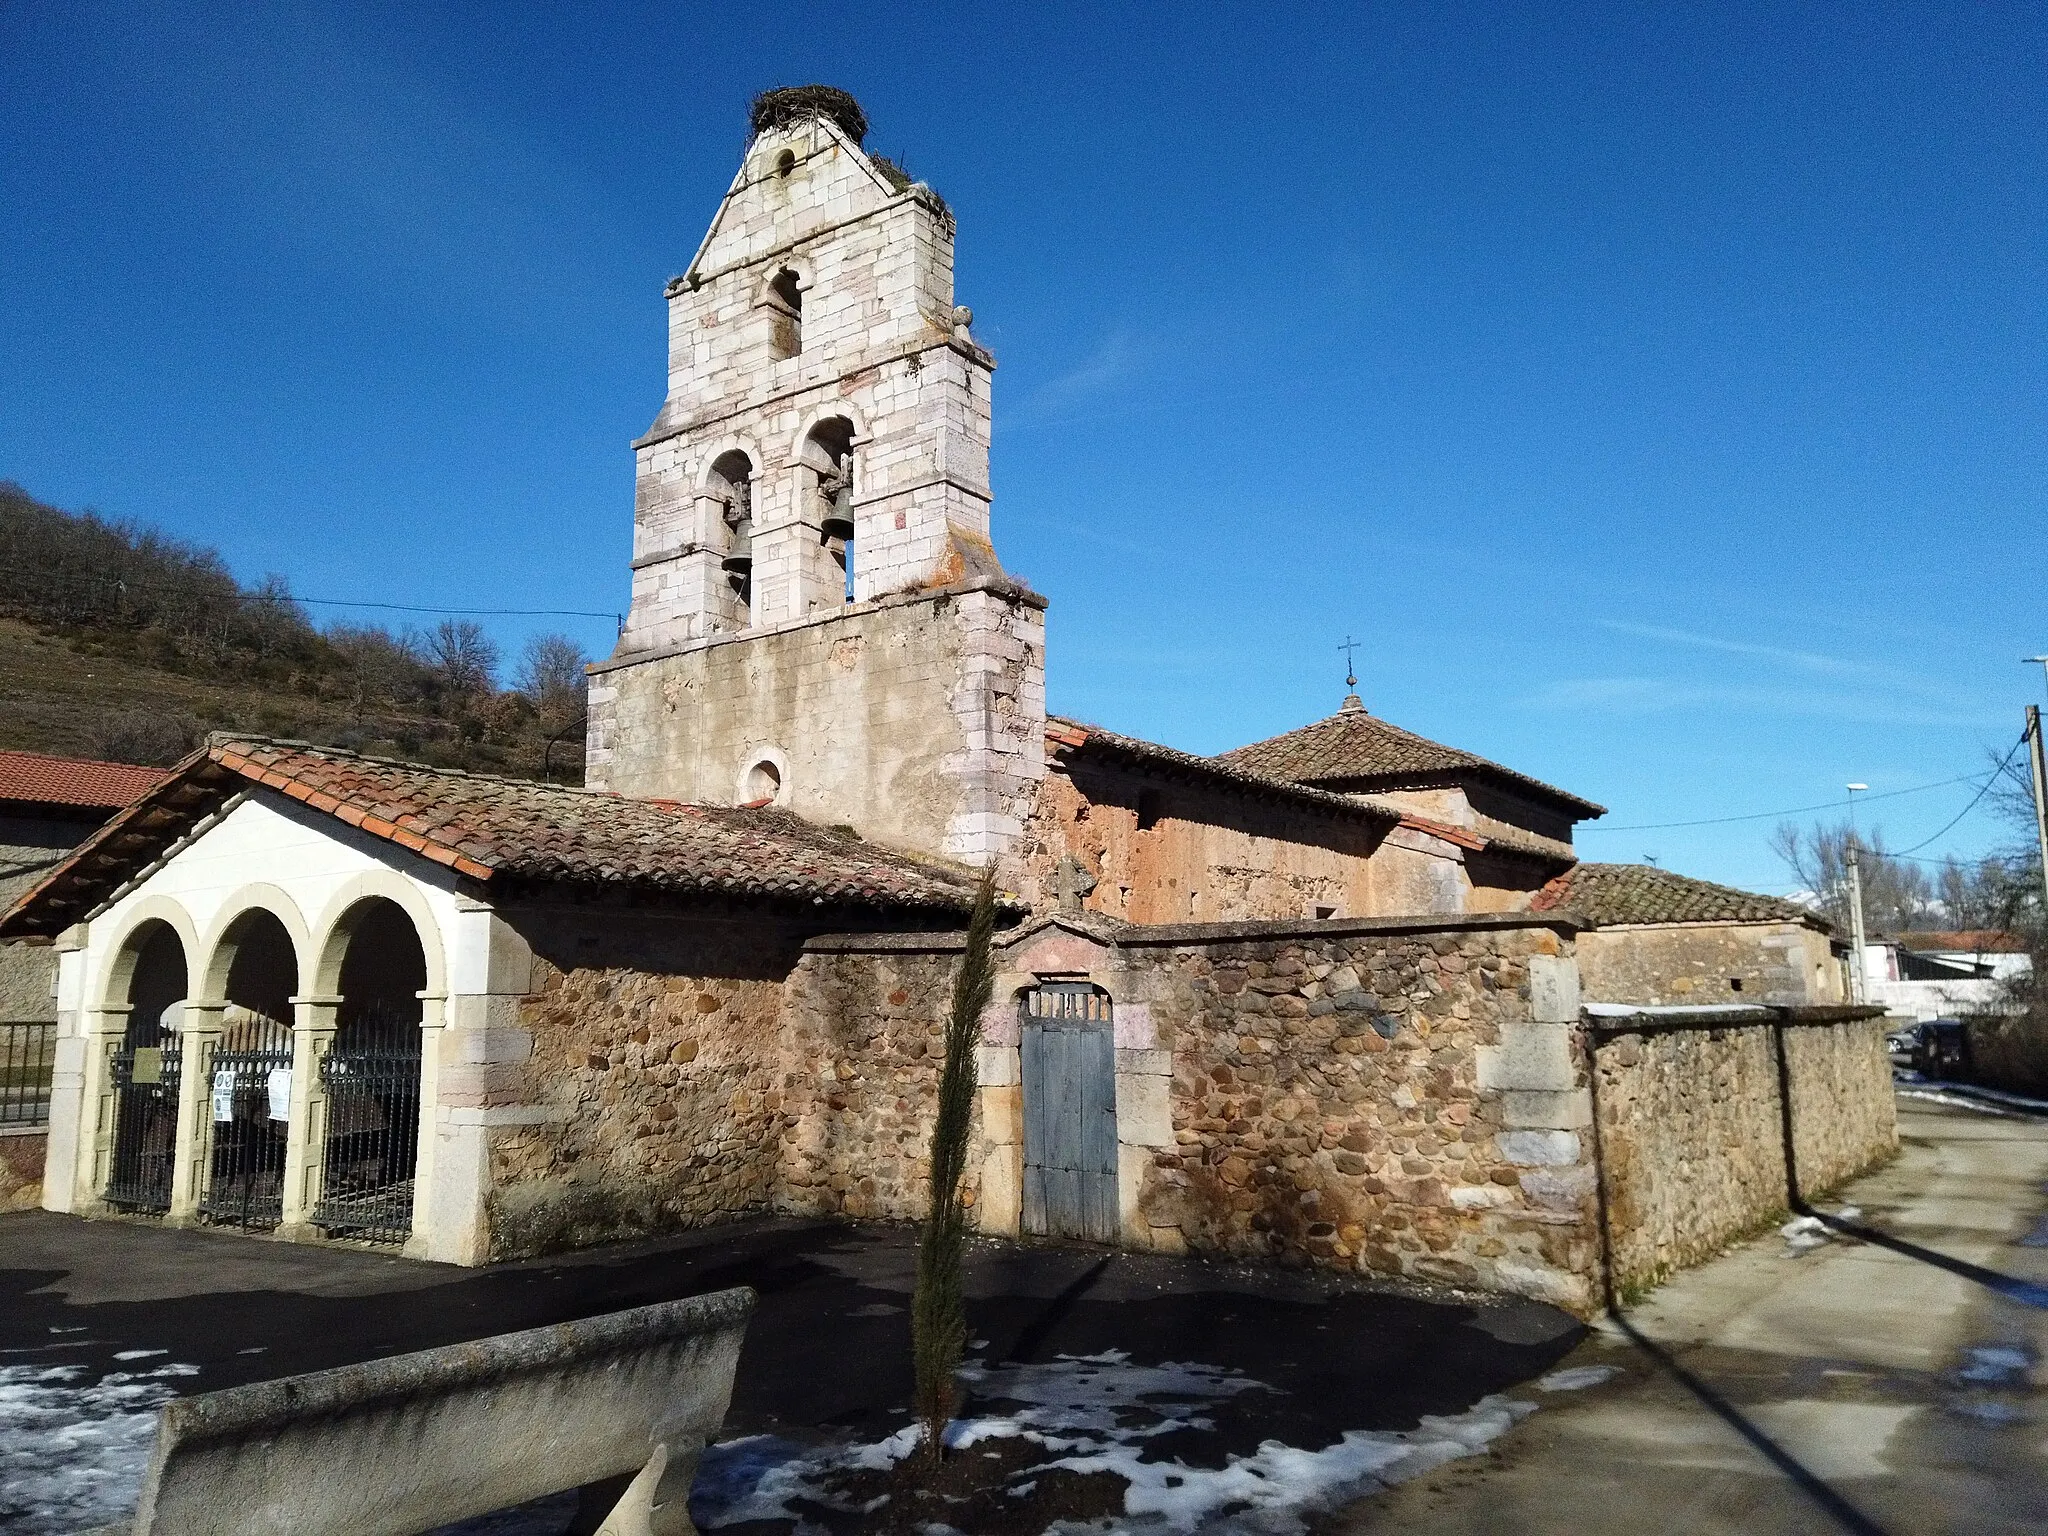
0,89,1891,1315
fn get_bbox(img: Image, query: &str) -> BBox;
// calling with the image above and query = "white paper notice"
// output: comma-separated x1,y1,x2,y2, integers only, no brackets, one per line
267,1066,293,1122
212,1069,236,1122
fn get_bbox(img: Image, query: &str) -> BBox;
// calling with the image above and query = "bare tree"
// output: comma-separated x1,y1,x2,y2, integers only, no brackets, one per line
422,619,500,697
1770,820,1937,934
327,624,426,714
516,632,590,780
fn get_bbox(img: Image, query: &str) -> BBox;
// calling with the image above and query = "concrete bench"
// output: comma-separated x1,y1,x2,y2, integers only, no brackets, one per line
89,1286,755,1536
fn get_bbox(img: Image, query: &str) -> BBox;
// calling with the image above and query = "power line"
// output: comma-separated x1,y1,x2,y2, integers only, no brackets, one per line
1580,772,1986,833
1889,733,2030,857
47,572,622,625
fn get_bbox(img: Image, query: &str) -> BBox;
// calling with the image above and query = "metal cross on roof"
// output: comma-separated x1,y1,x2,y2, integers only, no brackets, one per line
1338,635,1360,691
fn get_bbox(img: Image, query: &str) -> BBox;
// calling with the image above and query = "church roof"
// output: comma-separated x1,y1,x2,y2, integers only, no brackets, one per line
1044,718,1401,826
1532,862,1829,931
0,748,166,812
1214,701,1606,818
0,737,988,940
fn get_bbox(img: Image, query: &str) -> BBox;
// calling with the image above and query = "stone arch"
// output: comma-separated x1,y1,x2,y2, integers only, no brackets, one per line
309,873,447,1001
787,403,870,466
195,884,311,1006
734,742,792,808
96,897,201,1012
762,263,807,359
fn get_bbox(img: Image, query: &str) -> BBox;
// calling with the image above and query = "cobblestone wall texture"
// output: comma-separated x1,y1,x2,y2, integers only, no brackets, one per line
1120,925,1600,1309
485,912,802,1260
775,947,976,1222
1593,1016,1897,1290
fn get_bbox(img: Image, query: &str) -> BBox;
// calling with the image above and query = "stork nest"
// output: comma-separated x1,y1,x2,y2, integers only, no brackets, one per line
751,85,868,145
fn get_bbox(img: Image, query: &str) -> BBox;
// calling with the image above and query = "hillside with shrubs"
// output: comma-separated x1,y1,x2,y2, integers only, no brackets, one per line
0,481,593,781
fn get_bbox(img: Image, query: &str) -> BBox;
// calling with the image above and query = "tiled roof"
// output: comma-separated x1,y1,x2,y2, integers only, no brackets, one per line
1890,930,2032,955
1045,718,1400,827
0,749,166,811
0,737,987,940
1215,702,1605,817
1533,863,1829,931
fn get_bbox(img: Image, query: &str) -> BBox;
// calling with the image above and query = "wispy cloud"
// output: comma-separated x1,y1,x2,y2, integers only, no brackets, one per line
1596,621,1959,705
1522,675,2005,730
1005,331,1134,429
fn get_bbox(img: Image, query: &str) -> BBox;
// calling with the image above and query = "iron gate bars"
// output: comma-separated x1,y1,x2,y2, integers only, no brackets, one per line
0,1021,55,1128
313,1004,421,1246
106,1020,182,1214
197,1009,293,1231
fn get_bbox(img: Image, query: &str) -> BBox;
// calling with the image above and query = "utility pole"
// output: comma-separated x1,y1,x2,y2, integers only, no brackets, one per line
1846,837,1870,1004
2027,703,2048,918
1845,782,1870,1005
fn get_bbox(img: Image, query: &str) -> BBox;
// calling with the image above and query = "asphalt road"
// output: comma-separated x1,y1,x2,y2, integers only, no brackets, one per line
1,1198,1580,1516
1339,1094,2048,1535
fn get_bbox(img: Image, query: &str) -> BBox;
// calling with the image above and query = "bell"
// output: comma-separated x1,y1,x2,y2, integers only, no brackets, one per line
819,483,855,543
721,522,752,573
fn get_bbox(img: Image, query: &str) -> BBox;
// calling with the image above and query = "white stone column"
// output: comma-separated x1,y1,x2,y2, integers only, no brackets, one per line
417,901,538,1266
39,932,91,1215
167,1001,224,1226
77,1002,130,1214
277,994,341,1242
402,991,447,1261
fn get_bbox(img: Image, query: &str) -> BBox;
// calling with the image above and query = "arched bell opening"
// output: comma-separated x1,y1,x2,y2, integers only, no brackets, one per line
104,920,188,1215
765,266,803,360
801,416,857,604
314,898,428,1246
710,449,756,621
198,908,298,1231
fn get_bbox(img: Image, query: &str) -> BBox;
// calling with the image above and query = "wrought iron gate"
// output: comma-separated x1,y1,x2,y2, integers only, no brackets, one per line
198,1010,293,1231
313,1004,421,1245
105,1017,182,1214
1020,983,1118,1242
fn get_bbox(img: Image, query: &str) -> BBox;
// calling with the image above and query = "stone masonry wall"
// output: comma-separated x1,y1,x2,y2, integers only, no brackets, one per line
484,908,806,1260
776,944,978,1221
1577,922,1844,1007
587,580,1046,877
1592,1014,1897,1292
1116,919,1601,1312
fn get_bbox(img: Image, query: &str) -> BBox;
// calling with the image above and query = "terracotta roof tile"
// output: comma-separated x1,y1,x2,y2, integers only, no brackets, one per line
0,749,167,811
1045,717,1399,827
1216,705,1605,817
0,737,987,939
1533,862,1828,930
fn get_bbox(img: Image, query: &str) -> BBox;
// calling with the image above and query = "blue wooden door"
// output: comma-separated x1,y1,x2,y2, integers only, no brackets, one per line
1021,984,1118,1242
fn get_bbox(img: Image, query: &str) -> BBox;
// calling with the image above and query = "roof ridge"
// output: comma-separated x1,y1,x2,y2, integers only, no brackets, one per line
209,732,622,798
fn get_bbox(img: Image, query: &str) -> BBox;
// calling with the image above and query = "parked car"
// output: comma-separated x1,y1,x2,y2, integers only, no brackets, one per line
1910,1019,1969,1080
1886,1028,1918,1065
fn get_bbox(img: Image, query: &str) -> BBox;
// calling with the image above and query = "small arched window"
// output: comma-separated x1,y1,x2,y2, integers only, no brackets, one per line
743,759,782,805
767,268,802,360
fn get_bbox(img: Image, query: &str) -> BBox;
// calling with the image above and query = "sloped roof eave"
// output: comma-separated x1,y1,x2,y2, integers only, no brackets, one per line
0,737,990,941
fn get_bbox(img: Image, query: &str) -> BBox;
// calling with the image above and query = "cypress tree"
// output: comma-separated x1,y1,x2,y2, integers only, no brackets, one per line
912,864,998,1461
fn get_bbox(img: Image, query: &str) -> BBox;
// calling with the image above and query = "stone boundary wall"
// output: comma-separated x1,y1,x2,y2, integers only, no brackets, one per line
1108,917,1601,1313
777,943,972,1221
1,1126,44,1210
1591,1009,1896,1293
486,909,810,1260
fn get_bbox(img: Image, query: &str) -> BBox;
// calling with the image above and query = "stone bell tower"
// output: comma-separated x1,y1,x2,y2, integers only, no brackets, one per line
616,85,999,646
587,88,1046,876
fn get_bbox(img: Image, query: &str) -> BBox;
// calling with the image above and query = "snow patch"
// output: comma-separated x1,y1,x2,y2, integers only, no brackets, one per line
1537,1365,1620,1392
0,1361,197,1535
691,1351,1539,1535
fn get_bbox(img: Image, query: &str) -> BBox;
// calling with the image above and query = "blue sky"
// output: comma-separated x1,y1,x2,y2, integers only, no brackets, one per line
4,1,2043,893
